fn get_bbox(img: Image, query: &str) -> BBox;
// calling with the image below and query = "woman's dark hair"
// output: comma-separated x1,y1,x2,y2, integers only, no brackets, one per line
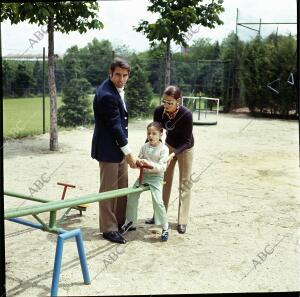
110,57,131,74
163,85,182,100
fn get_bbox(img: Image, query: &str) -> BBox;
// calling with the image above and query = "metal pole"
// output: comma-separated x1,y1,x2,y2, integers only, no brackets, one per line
198,97,201,120
235,8,239,36
51,235,64,297
5,190,51,203
237,22,296,25
8,218,44,230
75,231,91,285
216,98,220,123
43,47,46,134
297,5,300,166
231,8,239,110
0,19,6,297
49,211,57,229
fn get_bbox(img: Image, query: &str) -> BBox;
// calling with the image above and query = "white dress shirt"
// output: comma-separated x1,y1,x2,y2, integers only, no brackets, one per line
116,87,131,155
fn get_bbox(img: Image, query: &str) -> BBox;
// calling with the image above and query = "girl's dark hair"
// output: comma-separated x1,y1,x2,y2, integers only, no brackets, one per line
146,122,164,142
110,57,131,74
163,85,182,100
147,121,163,134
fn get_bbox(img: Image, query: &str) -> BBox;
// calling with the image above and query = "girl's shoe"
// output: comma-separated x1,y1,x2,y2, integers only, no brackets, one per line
145,217,155,224
161,229,169,241
120,221,134,235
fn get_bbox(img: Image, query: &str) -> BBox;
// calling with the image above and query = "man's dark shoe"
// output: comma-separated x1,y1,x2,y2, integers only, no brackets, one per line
120,221,134,235
177,224,187,234
145,217,155,224
103,231,127,244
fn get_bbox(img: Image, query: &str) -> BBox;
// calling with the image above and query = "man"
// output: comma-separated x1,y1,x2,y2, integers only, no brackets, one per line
91,58,136,244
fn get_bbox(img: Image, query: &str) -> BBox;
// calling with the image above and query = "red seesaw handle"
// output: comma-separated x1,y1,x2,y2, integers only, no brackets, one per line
57,182,76,200
138,164,153,187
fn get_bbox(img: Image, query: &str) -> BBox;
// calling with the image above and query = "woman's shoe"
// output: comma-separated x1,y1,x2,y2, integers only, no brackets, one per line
177,224,186,234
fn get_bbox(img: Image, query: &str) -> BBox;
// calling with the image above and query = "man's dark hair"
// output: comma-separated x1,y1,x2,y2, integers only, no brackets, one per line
110,57,131,74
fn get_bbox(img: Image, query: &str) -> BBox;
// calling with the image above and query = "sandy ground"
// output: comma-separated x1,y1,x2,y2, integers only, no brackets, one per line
3,113,300,296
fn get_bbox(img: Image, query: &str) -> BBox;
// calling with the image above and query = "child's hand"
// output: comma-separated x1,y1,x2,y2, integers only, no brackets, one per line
137,159,151,167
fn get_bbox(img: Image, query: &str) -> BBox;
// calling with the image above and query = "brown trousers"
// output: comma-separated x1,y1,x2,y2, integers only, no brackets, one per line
163,144,194,225
98,159,128,233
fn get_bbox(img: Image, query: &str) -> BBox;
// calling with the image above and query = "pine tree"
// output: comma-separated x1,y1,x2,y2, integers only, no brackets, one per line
58,78,93,127
126,55,153,118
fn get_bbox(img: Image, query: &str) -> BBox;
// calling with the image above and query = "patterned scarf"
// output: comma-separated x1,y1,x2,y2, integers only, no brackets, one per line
163,104,180,120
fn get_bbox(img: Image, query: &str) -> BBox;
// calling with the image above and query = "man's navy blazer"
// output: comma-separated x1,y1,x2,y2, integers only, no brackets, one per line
91,78,128,163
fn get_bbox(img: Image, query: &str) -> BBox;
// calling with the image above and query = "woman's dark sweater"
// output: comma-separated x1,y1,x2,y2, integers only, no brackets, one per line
153,105,194,155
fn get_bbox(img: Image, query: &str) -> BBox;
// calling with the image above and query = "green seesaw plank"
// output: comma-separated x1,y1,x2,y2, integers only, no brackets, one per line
4,186,150,219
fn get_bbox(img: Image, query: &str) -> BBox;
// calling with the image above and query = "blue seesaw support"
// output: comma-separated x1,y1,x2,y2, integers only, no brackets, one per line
8,218,90,297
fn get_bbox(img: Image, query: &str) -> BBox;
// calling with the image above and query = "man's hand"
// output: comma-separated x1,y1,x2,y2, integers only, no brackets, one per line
167,152,175,167
125,153,137,168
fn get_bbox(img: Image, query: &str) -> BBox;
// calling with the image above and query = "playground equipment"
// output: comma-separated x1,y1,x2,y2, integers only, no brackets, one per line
4,166,151,297
182,96,220,125
57,182,88,216
137,163,154,186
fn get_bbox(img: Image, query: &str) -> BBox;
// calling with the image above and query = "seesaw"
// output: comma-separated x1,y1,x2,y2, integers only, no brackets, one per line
4,165,152,297
57,182,89,217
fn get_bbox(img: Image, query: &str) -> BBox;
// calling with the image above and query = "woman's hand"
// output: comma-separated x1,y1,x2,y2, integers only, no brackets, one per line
167,152,175,167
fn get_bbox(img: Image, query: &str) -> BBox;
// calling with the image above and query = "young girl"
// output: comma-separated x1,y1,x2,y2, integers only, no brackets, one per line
120,121,170,241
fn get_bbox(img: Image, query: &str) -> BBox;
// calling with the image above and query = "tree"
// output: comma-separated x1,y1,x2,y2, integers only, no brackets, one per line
137,43,166,95
13,64,33,97
241,36,274,113
126,55,153,118
1,2,103,150
54,58,64,93
58,78,93,127
241,33,297,116
211,41,220,59
189,38,214,60
220,32,244,111
268,34,297,116
63,45,83,83
135,0,224,88
80,39,113,87
2,60,15,97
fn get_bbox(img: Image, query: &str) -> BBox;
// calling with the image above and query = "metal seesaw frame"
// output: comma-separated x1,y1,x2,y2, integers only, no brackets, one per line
4,184,150,296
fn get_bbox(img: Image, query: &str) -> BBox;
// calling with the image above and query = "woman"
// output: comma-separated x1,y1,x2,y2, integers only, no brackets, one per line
145,85,194,234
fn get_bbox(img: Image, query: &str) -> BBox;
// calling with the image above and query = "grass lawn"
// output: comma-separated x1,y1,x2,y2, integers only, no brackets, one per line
4,94,219,139
3,95,94,139
4,94,161,139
